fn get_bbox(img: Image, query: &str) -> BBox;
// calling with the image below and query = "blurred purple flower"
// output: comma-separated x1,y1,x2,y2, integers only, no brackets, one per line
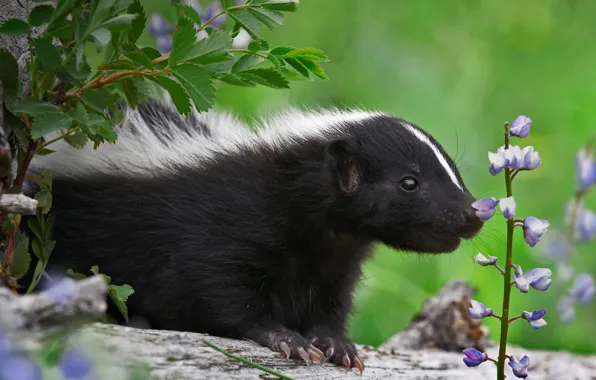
570,273,595,304
557,295,576,324
60,347,94,380
473,252,498,266
513,265,552,293
508,355,530,379
41,277,77,305
539,229,571,264
576,147,596,191
509,115,532,138
522,216,550,247
0,355,42,380
467,300,492,319
148,14,173,36
522,309,547,329
499,196,516,220
462,348,486,367
576,208,596,241
471,197,497,222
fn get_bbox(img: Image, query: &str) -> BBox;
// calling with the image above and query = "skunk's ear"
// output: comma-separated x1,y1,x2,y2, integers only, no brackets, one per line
325,138,363,193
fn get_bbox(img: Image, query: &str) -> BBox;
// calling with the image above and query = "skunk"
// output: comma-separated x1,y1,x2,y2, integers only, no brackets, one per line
25,99,484,373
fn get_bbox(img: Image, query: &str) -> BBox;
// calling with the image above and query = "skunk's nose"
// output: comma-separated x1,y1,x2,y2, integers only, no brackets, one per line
462,208,478,225
457,205,484,239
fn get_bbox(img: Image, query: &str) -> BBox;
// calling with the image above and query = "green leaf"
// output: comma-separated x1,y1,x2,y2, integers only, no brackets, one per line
100,14,138,32
253,0,298,12
297,57,328,79
90,265,101,276
232,54,265,73
228,9,261,39
0,49,18,90
171,64,216,112
141,47,162,60
176,3,203,27
284,47,328,61
27,219,43,243
122,42,154,70
50,0,78,25
266,53,281,69
108,283,134,322
0,19,30,36
169,16,198,67
284,57,309,78
249,8,283,30
270,46,294,56
122,79,139,108
237,68,289,89
66,269,87,280
187,29,233,64
100,59,136,70
40,337,68,367
11,229,30,280
31,113,73,139
32,238,43,261
217,74,256,87
127,0,146,43
147,75,191,116
42,169,53,190
67,102,89,128
87,0,117,32
65,130,89,148
29,5,55,27
42,240,56,260
33,37,62,72
35,189,52,212
14,99,62,116
47,19,73,39
221,0,232,8
91,28,112,50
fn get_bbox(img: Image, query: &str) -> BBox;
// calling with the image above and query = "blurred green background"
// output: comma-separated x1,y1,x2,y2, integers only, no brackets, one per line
133,0,596,354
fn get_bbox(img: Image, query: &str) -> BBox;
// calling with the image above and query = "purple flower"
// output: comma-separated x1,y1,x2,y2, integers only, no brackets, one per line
557,295,576,324
576,208,596,241
570,273,595,304
576,147,596,191
197,2,227,28
510,115,532,138
462,348,487,367
489,147,508,175
522,216,550,247
156,36,172,54
508,355,530,378
513,265,552,293
522,308,547,329
473,252,498,266
59,347,94,380
471,197,497,222
521,146,541,170
0,355,42,380
467,300,493,319
504,145,524,170
41,277,77,305
499,196,516,220
148,14,173,37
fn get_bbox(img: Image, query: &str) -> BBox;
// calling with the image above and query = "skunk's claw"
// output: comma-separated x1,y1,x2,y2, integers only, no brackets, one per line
306,329,365,374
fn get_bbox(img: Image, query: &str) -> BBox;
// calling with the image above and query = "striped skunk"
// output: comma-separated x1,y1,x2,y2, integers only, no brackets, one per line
25,99,484,373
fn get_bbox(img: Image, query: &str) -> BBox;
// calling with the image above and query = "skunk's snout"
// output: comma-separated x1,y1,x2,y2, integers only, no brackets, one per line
457,202,484,239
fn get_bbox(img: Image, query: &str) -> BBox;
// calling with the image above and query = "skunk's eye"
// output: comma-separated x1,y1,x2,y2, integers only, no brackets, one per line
399,177,419,192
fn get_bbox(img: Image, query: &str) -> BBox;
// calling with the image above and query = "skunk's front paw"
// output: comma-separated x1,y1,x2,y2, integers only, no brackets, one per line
306,329,364,374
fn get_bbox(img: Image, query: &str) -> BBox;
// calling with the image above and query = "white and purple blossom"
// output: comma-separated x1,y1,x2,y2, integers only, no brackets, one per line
41,277,77,305
488,145,541,175
504,145,524,171
513,265,552,293
520,146,541,170
467,300,493,319
471,197,497,222
575,147,596,191
509,115,532,138
59,347,94,380
522,309,547,329
0,355,42,380
499,196,516,220
570,273,595,304
576,208,596,241
462,348,487,367
473,252,498,266
489,147,508,175
522,216,550,247
508,355,530,378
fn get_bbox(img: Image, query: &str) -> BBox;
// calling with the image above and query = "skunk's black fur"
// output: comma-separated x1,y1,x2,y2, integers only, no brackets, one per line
24,100,483,371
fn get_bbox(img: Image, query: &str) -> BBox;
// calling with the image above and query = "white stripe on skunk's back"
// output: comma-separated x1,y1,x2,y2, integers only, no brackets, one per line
29,102,383,178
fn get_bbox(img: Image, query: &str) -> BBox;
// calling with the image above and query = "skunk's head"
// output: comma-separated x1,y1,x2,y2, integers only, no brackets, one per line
325,115,483,254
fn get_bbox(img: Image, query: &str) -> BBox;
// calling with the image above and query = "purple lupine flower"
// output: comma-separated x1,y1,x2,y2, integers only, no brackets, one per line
59,347,94,380
499,196,516,220
148,14,173,36
540,229,571,263
467,300,493,319
488,147,508,175
473,252,498,266
557,295,576,324
232,28,252,49
471,197,497,222
522,309,547,329
570,273,595,304
521,146,541,170
509,115,532,138
513,265,552,293
576,208,596,241
522,216,550,247
504,145,524,170
0,355,42,380
41,277,77,305
575,147,596,191
462,348,487,367
508,355,530,379
197,1,227,28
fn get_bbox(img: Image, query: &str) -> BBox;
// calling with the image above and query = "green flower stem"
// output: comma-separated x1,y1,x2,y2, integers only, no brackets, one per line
228,49,269,59
497,123,513,380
